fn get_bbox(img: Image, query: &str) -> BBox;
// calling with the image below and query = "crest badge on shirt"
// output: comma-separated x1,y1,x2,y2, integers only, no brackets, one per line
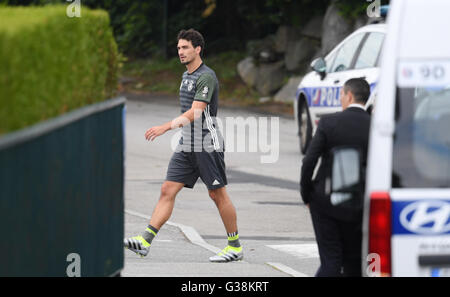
202,86,209,98
188,80,194,91
180,79,195,92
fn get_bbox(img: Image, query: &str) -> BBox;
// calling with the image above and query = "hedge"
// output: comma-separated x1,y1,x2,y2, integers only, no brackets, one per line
0,5,118,134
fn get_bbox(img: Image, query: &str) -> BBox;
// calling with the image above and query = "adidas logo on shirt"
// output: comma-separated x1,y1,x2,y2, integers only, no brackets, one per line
212,179,220,186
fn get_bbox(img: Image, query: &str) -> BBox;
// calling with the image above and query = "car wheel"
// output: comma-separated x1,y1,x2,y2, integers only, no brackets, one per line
298,98,312,154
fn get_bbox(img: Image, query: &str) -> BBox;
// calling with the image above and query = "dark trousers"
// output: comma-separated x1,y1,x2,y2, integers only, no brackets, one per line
309,206,363,277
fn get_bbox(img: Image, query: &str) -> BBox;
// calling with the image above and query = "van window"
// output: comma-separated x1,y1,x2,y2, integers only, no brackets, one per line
354,32,384,69
392,87,450,188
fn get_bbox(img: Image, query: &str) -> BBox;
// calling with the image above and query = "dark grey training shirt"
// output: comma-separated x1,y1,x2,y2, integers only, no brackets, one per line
178,63,223,152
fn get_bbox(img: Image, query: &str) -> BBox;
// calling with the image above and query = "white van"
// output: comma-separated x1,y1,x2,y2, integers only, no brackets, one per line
330,0,450,277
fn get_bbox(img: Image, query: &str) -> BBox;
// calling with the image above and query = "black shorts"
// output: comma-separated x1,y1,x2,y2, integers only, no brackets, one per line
166,150,228,190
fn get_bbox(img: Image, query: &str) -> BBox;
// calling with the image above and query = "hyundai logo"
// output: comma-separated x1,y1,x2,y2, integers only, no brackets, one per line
399,200,450,234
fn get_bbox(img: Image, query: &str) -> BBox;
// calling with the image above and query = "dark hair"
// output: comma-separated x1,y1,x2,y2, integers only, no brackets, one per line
177,29,205,56
343,78,370,104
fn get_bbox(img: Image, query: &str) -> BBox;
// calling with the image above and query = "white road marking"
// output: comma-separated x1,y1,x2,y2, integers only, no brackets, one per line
165,221,222,255
125,209,221,254
267,243,319,259
265,262,309,277
125,209,312,276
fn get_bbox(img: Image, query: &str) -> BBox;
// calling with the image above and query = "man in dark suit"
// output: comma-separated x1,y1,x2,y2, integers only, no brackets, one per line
300,78,371,277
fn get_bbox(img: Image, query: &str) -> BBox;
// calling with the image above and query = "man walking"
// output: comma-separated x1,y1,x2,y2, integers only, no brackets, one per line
124,29,242,263
300,78,371,276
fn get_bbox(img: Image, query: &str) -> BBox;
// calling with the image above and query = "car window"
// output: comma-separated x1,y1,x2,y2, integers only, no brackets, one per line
329,33,365,73
354,32,384,69
325,52,337,73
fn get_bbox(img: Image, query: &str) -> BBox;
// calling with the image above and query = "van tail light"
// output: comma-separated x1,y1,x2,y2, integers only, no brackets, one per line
368,191,392,277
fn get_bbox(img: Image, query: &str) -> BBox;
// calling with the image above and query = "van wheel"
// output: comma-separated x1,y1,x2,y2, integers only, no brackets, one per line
298,98,312,154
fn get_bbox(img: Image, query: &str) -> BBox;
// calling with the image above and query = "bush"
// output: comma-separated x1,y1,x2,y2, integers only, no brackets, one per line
0,5,118,134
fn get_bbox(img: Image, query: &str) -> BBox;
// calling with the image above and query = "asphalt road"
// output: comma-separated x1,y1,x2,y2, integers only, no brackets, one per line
121,92,319,277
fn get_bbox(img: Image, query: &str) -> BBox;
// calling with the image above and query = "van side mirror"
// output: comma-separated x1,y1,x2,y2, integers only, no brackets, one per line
330,147,363,207
311,57,327,80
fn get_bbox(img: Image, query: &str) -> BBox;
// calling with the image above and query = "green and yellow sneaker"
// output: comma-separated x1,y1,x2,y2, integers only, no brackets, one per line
124,235,151,257
209,245,243,263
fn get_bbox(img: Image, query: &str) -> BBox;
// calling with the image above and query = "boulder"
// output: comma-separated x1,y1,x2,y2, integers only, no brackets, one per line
255,60,286,96
246,35,280,63
238,58,286,96
274,26,301,54
259,48,279,64
237,57,258,88
274,76,303,103
285,37,319,72
321,1,353,55
301,15,324,40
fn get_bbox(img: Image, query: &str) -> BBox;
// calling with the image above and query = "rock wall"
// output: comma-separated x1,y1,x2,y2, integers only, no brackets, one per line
237,1,369,103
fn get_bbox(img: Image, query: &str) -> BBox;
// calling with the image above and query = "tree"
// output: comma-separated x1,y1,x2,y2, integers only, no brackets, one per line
2,0,389,58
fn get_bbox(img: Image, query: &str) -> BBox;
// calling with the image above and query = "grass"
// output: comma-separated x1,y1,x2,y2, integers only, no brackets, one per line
119,50,295,116
119,51,261,106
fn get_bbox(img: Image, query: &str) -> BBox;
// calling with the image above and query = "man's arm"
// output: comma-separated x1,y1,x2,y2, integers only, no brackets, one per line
300,121,327,205
145,73,214,141
145,100,207,141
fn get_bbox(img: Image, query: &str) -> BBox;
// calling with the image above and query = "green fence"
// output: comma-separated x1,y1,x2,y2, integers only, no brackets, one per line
0,97,126,277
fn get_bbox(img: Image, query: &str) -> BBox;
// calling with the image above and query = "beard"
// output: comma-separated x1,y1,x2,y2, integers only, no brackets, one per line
180,56,193,65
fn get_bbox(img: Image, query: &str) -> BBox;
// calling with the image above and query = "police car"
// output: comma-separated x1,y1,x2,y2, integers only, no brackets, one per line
330,0,450,277
295,23,386,153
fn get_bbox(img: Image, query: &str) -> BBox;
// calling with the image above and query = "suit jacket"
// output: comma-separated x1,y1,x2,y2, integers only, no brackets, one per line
300,107,371,221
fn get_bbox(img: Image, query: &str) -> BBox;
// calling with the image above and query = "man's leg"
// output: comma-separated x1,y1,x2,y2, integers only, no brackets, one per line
309,205,343,276
208,186,243,262
193,150,242,262
208,186,237,234
149,180,185,230
340,219,363,277
124,180,184,257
